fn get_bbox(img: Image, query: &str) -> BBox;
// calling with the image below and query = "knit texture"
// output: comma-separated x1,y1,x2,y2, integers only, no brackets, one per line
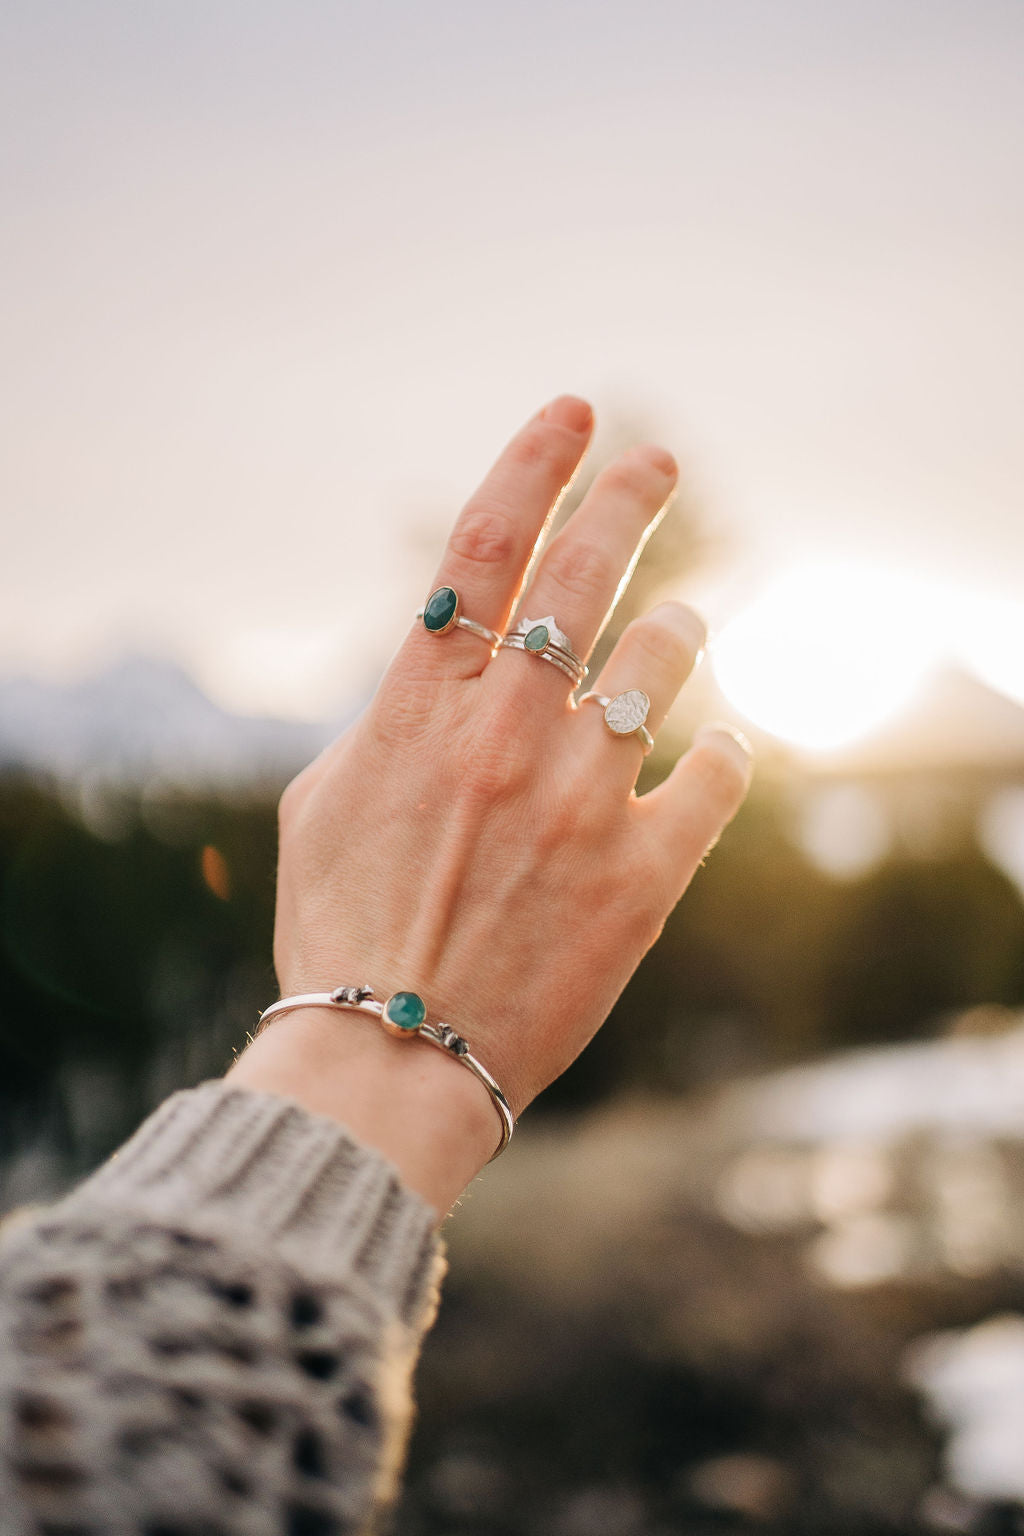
0,1081,444,1536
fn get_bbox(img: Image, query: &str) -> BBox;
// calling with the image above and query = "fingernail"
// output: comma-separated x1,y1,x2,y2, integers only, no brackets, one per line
542,395,593,433
650,601,707,659
642,444,678,479
694,721,754,778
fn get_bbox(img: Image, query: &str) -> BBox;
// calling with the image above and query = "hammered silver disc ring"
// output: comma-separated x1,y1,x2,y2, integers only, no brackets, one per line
578,689,655,755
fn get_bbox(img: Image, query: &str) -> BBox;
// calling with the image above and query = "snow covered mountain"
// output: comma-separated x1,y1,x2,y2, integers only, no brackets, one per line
2,654,1022,792
835,666,1024,772
0,656,341,788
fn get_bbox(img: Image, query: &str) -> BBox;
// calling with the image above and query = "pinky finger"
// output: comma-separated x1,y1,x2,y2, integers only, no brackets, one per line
639,722,753,899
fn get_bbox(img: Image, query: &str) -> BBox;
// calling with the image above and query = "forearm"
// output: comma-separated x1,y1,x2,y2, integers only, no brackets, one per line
0,1081,443,1535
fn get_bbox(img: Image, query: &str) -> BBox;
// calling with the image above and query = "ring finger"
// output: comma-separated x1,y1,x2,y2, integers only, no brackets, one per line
576,601,707,784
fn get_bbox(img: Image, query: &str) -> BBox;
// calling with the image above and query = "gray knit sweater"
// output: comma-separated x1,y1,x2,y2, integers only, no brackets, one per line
0,1081,444,1536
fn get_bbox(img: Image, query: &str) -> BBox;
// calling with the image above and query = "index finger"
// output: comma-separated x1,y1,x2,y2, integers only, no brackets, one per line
404,395,594,681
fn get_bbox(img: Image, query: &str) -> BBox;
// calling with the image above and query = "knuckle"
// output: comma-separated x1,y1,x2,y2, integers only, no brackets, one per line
603,862,666,949
506,421,570,475
626,615,693,675
629,899,667,952
688,738,750,815
534,791,587,856
449,505,520,567
457,711,532,804
599,453,665,503
462,748,531,806
543,536,612,605
367,682,436,748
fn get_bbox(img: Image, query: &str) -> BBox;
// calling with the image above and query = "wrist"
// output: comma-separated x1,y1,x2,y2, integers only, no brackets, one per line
225,1005,500,1216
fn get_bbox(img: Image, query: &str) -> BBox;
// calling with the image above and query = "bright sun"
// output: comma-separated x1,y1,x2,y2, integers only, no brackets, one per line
710,560,940,752
955,591,1024,711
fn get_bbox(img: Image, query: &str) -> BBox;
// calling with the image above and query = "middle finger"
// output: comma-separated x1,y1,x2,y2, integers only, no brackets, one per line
489,444,678,696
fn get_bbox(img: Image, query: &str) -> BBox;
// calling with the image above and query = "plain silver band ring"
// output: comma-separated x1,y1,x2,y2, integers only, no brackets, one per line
578,690,655,755
457,615,502,650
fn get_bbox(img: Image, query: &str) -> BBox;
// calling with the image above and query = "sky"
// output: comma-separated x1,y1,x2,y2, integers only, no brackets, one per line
2,0,1023,725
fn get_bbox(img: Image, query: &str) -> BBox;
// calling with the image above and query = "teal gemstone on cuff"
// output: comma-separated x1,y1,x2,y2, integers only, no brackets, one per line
383,991,426,1032
524,623,549,652
423,586,458,633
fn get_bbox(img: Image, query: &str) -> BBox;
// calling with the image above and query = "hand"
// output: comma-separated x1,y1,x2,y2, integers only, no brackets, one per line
228,396,752,1211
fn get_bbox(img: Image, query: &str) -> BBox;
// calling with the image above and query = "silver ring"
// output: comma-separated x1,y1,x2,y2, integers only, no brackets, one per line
578,689,655,755
500,634,585,684
500,615,587,686
418,586,501,653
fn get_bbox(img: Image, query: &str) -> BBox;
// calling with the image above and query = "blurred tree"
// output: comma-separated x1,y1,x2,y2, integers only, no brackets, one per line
0,778,277,1187
822,852,1024,1047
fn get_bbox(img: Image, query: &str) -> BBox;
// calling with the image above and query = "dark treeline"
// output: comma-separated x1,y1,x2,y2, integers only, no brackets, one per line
2,769,1022,1186
4,770,1024,1534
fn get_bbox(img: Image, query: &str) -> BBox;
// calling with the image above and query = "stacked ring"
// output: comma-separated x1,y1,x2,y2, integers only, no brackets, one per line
418,586,502,653
500,615,587,686
578,689,655,754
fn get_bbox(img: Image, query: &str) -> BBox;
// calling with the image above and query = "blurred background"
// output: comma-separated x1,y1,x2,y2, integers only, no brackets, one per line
2,2,1024,1531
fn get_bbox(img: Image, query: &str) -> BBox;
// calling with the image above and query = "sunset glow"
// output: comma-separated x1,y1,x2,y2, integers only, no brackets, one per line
710,561,939,752
955,593,1024,711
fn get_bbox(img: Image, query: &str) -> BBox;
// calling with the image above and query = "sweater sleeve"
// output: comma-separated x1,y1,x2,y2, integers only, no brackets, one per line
0,1079,445,1536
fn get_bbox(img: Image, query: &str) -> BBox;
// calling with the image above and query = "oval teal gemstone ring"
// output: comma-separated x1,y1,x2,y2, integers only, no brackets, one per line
417,586,502,653
423,585,459,633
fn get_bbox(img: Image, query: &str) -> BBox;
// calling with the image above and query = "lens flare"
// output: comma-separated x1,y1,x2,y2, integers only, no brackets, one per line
710,561,938,752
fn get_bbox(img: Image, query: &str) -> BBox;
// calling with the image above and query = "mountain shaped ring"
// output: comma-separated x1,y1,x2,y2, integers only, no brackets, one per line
418,586,502,653
500,616,587,687
578,689,655,755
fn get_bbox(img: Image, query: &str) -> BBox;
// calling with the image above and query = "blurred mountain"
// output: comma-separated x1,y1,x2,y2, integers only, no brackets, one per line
819,667,1024,774
686,662,1024,776
2,654,1021,795
0,655,338,788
